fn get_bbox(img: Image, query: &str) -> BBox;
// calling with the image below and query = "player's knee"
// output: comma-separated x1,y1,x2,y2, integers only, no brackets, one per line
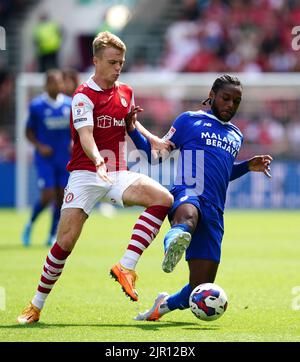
56,223,79,252
173,211,197,232
57,233,76,252
158,191,173,208
185,217,197,232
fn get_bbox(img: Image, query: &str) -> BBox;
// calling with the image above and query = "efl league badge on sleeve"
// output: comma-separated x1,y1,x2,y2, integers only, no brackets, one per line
163,126,176,140
74,102,85,116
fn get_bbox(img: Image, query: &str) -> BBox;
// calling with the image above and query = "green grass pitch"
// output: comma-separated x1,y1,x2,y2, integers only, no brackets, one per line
0,208,299,342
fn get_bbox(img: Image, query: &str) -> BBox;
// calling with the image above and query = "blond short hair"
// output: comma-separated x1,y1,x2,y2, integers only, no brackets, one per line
92,31,126,56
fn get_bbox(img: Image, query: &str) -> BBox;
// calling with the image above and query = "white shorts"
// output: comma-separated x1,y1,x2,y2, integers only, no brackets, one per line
61,170,143,215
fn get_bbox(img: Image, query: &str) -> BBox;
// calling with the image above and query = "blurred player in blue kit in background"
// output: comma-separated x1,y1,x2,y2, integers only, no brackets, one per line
62,68,80,97
22,69,75,246
126,74,273,321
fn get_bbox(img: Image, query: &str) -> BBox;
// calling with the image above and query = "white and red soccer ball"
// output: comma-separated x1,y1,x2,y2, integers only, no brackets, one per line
189,283,228,321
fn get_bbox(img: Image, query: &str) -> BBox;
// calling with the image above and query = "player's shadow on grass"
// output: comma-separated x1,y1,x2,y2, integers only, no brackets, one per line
5,321,219,331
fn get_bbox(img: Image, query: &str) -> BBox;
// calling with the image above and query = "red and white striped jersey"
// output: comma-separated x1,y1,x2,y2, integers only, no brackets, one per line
67,77,134,172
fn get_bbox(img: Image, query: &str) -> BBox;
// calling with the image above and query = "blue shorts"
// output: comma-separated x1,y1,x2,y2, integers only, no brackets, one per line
169,188,224,263
36,161,69,189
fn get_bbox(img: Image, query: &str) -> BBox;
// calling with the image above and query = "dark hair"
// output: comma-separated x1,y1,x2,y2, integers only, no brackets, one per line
46,69,62,83
202,74,242,105
62,68,79,83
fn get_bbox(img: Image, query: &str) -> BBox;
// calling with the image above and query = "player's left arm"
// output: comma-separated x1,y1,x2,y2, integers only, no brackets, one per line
230,155,273,181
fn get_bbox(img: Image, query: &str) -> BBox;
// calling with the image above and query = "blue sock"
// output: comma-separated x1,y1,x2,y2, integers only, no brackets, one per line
49,206,60,237
164,223,191,252
167,284,193,311
30,201,45,224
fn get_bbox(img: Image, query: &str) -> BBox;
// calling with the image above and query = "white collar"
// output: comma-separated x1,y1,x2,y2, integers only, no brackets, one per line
86,76,120,91
196,110,232,126
42,93,65,108
86,76,103,91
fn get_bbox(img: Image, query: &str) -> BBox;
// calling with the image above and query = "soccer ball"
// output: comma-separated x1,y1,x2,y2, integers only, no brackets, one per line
189,283,228,321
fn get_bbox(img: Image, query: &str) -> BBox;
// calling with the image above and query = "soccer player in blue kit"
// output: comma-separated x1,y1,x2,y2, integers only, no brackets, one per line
126,74,273,321
22,69,72,246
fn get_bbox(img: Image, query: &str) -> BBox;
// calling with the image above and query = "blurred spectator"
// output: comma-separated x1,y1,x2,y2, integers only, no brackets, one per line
161,18,200,71
33,14,63,72
0,69,14,129
0,129,14,161
0,69,12,104
286,117,300,158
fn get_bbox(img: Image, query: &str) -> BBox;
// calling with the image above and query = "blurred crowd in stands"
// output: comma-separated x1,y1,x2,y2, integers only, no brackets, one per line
158,0,300,73
0,0,299,162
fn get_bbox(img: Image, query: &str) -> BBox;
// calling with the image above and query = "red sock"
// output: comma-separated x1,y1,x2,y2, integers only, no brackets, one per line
32,242,71,309
120,205,169,270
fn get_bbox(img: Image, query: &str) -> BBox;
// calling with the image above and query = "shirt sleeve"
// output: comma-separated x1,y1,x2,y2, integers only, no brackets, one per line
162,112,188,149
230,160,249,181
72,93,94,130
127,128,151,161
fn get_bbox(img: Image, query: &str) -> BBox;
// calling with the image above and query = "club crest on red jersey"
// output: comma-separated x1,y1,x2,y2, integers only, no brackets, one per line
120,96,128,107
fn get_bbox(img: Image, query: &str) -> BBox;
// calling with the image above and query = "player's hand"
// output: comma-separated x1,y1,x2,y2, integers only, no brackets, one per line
248,155,273,178
125,105,144,132
149,135,174,160
95,161,114,184
37,143,53,157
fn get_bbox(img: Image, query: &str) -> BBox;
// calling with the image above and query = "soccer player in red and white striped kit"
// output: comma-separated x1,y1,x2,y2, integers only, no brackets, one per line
17,31,173,324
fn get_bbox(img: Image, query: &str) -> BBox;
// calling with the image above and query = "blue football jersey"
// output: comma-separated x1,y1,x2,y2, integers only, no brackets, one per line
164,110,243,212
26,92,72,166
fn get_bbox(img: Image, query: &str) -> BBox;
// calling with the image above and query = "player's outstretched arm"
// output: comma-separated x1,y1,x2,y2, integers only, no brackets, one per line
230,155,273,181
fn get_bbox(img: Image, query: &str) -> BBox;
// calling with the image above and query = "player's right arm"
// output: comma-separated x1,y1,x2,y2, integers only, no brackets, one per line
77,126,112,184
72,93,112,184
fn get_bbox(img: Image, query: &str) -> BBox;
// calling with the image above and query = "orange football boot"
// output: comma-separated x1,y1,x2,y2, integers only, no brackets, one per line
17,302,40,324
110,263,138,301
134,292,170,321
